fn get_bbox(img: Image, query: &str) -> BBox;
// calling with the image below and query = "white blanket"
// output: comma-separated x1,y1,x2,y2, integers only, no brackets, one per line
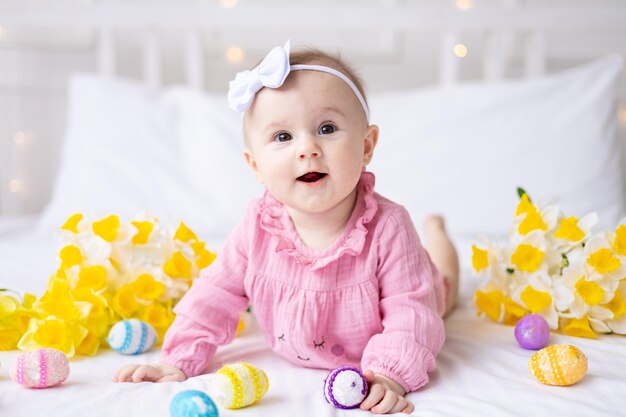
1,222,625,417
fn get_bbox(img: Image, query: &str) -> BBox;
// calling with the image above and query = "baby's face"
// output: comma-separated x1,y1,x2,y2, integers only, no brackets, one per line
243,70,378,216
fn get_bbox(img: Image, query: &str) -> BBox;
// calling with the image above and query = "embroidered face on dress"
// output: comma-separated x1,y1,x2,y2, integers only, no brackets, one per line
277,333,345,362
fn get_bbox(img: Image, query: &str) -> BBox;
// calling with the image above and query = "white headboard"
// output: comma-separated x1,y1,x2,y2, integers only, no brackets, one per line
1,0,626,215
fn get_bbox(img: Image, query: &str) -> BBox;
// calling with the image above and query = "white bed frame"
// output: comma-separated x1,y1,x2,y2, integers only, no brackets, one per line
1,0,626,216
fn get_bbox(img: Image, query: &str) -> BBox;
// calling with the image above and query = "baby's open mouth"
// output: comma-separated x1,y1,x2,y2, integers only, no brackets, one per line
297,172,327,183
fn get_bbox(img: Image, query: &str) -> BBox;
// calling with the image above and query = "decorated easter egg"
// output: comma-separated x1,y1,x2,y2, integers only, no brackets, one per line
529,344,588,386
10,348,70,388
208,362,269,409
515,314,550,350
324,366,368,409
170,390,219,417
107,319,157,355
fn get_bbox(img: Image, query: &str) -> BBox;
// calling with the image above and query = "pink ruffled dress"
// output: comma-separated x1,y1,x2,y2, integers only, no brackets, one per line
161,171,448,392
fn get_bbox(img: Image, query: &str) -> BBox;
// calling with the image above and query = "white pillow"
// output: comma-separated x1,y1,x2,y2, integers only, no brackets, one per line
37,75,227,236
368,55,625,239
40,56,625,250
164,88,264,232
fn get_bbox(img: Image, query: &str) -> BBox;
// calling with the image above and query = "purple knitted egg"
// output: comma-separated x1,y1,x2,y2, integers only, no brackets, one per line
323,366,368,409
515,314,550,350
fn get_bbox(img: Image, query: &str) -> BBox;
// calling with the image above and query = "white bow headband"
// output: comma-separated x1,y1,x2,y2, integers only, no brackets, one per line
227,40,370,122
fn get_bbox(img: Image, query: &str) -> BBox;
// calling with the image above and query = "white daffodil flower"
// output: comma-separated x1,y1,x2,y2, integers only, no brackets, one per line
584,235,625,281
512,271,559,329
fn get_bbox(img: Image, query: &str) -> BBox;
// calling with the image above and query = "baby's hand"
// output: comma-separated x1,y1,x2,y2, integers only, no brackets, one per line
113,362,187,383
360,369,414,414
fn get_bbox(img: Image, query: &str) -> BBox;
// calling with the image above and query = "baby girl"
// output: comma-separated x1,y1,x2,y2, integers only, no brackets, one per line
114,41,460,415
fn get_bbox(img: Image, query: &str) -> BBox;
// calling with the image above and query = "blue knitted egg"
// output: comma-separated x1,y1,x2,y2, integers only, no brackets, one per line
170,390,219,417
107,319,157,355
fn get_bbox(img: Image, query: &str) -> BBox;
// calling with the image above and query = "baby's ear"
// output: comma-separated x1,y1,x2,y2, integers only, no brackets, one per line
363,124,379,165
243,148,264,184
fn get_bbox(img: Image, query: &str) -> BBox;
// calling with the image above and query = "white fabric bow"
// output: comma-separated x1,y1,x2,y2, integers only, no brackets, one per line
227,40,291,113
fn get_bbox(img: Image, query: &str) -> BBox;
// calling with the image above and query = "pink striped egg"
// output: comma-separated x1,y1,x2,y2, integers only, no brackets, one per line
10,348,70,388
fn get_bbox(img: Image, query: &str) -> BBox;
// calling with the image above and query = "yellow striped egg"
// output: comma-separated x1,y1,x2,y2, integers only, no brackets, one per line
208,362,269,409
528,344,587,386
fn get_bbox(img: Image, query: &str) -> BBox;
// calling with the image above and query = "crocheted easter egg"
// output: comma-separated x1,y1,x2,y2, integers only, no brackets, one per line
324,366,368,409
515,314,550,350
529,344,588,386
107,319,157,355
170,390,219,417
208,362,269,409
10,348,70,389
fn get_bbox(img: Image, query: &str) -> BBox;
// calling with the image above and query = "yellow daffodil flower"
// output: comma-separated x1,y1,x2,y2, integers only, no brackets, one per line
575,277,605,306
131,220,154,244
518,208,548,235
555,217,585,241
511,244,544,273
475,290,527,324
520,285,552,313
472,245,489,273
92,215,120,242
61,213,83,233
553,213,597,244
60,244,83,269
36,277,92,322
606,284,626,334
0,293,32,350
0,292,19,320
131,274,166,300
112,285,139,319
75,331,101,356
605,289,626,319
474,189,626,337
73,288,111,337
515,193,535,217
142,303,174,342
613,224,626,255
475,290,504,322
164,251,193,279
192,242,217,270
175,221,198,242
18,316,88,357
10,214,217,356
76,266,107,291
587,248,621,274
560,316,597,339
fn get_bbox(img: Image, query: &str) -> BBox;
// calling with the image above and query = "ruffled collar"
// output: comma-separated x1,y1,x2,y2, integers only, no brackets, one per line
258,170,378,270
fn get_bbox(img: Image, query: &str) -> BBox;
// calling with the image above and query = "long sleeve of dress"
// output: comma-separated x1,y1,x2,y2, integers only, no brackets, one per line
361,207,446,393
159,205,254,378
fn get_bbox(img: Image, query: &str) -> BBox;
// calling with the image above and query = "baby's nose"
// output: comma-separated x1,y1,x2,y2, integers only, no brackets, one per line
299,151,319,159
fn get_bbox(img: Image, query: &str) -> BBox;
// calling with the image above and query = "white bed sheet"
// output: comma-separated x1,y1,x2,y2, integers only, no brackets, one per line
1,220,625,417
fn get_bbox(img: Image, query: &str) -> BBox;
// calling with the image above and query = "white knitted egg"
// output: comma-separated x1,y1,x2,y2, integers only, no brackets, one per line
10,348,70,388
107,319,157,355
324,366,368,409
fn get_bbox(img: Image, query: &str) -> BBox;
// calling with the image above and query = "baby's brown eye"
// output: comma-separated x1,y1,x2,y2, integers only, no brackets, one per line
274,132,292,142
319,124,336,135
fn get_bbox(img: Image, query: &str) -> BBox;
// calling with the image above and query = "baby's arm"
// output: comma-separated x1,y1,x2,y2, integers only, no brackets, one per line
361,207,446,406
360,370,414,414
113,362,186,383
114,202,255,384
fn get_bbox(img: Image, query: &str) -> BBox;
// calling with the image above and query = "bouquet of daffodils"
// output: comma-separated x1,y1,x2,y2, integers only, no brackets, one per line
473,189,626,338
0,213,216,357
